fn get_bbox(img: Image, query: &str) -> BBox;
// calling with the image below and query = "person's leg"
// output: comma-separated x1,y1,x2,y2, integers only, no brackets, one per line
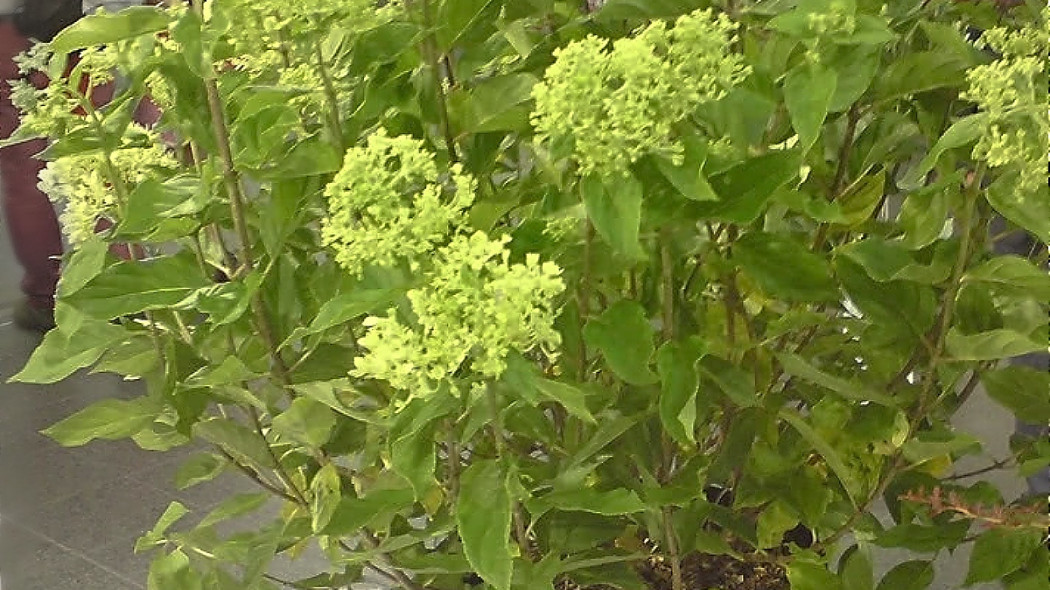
0,21,62,328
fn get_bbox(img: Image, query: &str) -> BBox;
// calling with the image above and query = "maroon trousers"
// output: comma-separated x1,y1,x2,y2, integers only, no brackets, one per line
0,21,62,310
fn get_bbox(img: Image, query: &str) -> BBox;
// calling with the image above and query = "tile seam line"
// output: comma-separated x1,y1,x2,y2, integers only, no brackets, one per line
2,514,145,589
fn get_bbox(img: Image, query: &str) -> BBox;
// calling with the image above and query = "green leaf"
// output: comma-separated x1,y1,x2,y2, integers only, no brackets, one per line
965,256,1050,300
836,170,886,227
65,255,210,320
757,501,798,549
57,238,109,297
875,521,970,552
390,421,438,501
777,353,897,406
945,328,1046,361
838,544,874,590
199,493,269,528
532,378,596,424
981,366,1050,424
985,174,1050,244
50,6,171,54
437,0,502,51
699,356,758,408
148,550,201,590
733,232,838,302
787,561,842,590
323,487,416,536
694,150,801,223
174,453,225,490
117,176,207,240
581,174,645,260
43,397,160,447
271,397,337,449
584,300,657,385
193,417,275,469
875,51,971,103
281,288,404,348
875,561,934,590
458,74,537,133
901,115,986,189
965,527,1045,585
535,488,646,516
457,460,513,590
310,464,342,533
901,430,981,466
779,408,860,506
11,317,126,384
657,340,703,445
784,63,837,154
136,501,189,552
653,139,718,202
898,179,955,249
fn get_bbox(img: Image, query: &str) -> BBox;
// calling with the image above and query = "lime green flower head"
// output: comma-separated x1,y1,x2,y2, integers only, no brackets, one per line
38,136,178,244
961,15,1048,196
321,131,476,276
531,9,748,178
354,231,565,394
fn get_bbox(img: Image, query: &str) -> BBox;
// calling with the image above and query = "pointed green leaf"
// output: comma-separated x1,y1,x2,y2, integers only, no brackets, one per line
981,366,1050,425
657,341,703,445
734,232,838,302
584,300,657,385
193,417,275,468
199,493,269,528
50,6,171,54
695,150,801,223
876,561,934,590
776,353,897,406
946,328,1046,361
985,174,1050,244
788,561,842,590
457,460,513,590
780,408,860,507
43,397,160,447
581,174,645,260
311,464,342,533
271,397,337,449
966,527,1045,585
784,64,837,154
174,453,225,490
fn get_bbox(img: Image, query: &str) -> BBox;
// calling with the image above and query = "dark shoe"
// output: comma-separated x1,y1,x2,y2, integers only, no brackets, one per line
12,300,55,333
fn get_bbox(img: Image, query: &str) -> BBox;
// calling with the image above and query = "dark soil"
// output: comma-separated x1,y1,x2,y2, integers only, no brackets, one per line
636,553,789,590
558,552,789,590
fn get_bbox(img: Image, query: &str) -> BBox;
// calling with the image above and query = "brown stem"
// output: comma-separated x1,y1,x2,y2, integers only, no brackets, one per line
420,0,458,161
199,55,292,385
662,507,684,590
314,41,345,151
812,104,862,252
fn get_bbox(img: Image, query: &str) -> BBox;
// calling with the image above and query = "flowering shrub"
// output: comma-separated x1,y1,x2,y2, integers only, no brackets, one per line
8,1,1049,589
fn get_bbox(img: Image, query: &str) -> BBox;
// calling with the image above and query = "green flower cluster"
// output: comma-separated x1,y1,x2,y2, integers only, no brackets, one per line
354,231,565,393
321,131,476,276
221,0,397,74
38,136,177,243
531,9,749,178
962,12,1048,195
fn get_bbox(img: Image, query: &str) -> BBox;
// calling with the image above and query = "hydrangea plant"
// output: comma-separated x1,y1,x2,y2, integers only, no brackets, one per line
7,1,1049,590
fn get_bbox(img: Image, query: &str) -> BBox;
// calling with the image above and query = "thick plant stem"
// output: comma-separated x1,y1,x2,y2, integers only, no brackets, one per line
822,169,985,548
663,507,684,590
314,42,345,151
812,104,862,252
578,221,595,382
658,230,683,590
196,41,291,384
488,385,535,561
420,0,458,161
